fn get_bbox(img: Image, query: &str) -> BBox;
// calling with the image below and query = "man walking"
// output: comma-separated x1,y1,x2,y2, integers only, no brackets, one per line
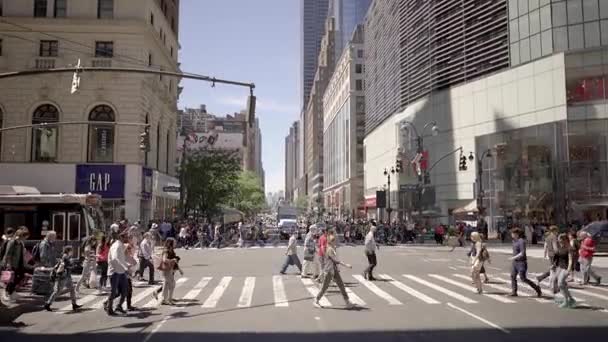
136,232,155,284
509,228,542,297
280,232,302,274
363,222,379,281
38,231,58,268
301,227,318,278
44,246,81,312
316,227,328,283
105,232,130,316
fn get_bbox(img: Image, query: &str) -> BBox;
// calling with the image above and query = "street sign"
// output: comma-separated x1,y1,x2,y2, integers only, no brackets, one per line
163,186,181,193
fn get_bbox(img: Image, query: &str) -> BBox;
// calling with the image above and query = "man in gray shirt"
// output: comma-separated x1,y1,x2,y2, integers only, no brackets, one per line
39,231,58,268
363,222,379,281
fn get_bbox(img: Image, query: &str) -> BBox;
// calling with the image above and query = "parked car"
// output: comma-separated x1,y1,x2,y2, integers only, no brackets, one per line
580,221,608,253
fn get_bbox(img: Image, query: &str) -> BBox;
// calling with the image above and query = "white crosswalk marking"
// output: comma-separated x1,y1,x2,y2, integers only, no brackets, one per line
344,287,366,306
142,277,189,308
272,276,289,307
379,274,440,304
301,278,332,307
182,277,212,301
56,293,101,313
403,274,478,304
352,275,402,305
429,274,515,304
237,277,256,308
489,276,554,303
202,276,232,308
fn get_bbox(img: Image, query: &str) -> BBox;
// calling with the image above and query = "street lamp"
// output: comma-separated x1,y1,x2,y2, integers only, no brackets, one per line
468,149,493,215
383,166,399,223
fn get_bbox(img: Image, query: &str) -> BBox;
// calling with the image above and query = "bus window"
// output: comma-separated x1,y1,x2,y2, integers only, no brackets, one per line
52,212,65,240
68,213,80,241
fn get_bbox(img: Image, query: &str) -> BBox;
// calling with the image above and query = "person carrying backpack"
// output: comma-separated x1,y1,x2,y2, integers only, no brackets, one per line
44,245,81,312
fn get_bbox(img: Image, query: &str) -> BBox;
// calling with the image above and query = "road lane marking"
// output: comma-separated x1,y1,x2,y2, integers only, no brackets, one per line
448,266,458,271
353,275,402,305
301,278,332,307
272,276,289,307
380,274,440,304
202,276,232,308
487,266,501,271
403,275,477,304
455,266,471,270
447,302,510,334
57,293,101,313
182,277,212,301
143,315,171,342
344,287,366,306
237,277,256,307
490,276,553,303
142,277,189,308
429,274,515,304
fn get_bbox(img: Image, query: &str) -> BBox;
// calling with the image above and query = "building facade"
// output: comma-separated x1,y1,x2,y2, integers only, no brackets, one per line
301,0,330,109
0,0,181,224
304,17,335,210
364,0,608,236
322,25,365,220
284,121,299,203
329,0,371,62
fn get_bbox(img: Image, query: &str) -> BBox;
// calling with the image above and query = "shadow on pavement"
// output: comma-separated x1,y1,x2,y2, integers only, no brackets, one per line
2,327,608,342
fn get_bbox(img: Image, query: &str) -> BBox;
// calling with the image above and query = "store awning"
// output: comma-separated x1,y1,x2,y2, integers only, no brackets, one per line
452,200,478,215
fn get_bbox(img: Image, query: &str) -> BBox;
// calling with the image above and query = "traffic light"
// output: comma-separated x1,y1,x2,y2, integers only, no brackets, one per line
139,126,150,151
247,95,256,127
459,155,468,171
395,159,403,173
70,59,82,94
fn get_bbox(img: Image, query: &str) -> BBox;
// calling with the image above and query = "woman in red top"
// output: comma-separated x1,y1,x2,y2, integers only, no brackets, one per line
578,231,601,286
96,235,110,290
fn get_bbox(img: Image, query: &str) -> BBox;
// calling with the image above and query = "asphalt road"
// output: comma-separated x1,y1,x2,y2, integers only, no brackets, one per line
1,244,608,342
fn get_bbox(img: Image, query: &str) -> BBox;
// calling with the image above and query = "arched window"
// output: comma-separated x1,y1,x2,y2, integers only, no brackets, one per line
32,104,59,162
88,105,115,162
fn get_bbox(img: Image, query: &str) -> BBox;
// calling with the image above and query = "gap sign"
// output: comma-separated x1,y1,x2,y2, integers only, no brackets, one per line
76,165,125,199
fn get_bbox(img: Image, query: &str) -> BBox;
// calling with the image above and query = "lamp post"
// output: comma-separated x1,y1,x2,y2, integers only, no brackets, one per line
383,166,400,222
468,149,493,215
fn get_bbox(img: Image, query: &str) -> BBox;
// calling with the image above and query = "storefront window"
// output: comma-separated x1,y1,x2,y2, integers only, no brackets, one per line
31,104,59,162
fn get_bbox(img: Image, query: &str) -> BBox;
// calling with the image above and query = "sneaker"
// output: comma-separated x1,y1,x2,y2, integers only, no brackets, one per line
558,300,569,309
115,307,126,314
160,301,171,306
508,292,518,297
312,299,322,308
127,306,137,311
568,298,577,308
345,301,356,310
535,287,542,298
43,304,52,312
476,288,483,295
368,276,377,281
483,278,490,284
72,304,82,311
554,297,564,305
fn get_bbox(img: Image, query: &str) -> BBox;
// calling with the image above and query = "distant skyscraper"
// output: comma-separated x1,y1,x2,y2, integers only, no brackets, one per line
330,0,371,61
301,0,330,109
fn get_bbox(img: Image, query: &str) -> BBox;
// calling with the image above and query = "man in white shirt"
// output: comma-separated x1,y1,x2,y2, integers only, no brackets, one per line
136,232,155,284
280,232,302,275
105,232,130,316
363,222,379,281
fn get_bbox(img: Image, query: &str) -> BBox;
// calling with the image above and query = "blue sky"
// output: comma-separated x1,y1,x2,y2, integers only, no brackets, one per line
178,0,300,193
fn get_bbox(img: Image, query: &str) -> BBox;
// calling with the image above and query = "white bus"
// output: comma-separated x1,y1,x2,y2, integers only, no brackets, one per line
0,186,106,258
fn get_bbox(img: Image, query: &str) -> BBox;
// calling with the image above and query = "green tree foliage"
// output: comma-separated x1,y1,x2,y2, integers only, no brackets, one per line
295,195,309,211
230,171,266,219
180,149,242,220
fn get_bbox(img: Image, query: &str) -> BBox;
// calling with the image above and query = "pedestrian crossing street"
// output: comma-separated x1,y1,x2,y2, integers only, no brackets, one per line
46,272,608,314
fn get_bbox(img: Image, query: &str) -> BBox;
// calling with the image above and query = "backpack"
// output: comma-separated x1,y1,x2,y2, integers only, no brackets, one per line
31,241,42,263
478,245,490,262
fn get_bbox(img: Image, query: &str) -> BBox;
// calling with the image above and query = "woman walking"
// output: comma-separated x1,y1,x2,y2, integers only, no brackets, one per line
1,227,30,302
96,235,110,292
469,232,489,294
552,233,576,308
76,237,97,293
154,238,183,305
312,233,355,309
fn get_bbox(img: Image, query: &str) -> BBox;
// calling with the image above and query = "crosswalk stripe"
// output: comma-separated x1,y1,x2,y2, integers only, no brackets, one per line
237,277,256,308
142,277,189,308
352,275,402,305
344,287,366,306
403,274,477,304
429,274,515,304
379,274,440,304
272,276,289,307
489,276,552,303
569,286,608,301
182,277,212,301
301,278,332,307
202,276,232,308
56,293,101,313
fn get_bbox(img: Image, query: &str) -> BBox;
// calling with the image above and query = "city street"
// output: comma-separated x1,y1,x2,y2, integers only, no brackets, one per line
1,244,608,342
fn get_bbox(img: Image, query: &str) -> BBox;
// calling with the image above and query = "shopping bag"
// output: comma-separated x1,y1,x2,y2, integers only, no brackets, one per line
89,268,98,288
1,270,14,284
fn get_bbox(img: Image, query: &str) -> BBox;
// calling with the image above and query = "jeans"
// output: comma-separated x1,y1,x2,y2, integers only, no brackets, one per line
126,278,133,308
46,276,77,306
364,252,377,279
280,255,302,273
98,261,108,288
107,273,128,310
579,257,600,284
136,257,155,283
511,260,541,294
316,270,349,304
555,267,573,302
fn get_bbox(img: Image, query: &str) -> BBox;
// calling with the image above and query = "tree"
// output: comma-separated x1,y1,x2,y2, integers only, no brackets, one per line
295,195,309,211
180,149,242,220
229,171,266,219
